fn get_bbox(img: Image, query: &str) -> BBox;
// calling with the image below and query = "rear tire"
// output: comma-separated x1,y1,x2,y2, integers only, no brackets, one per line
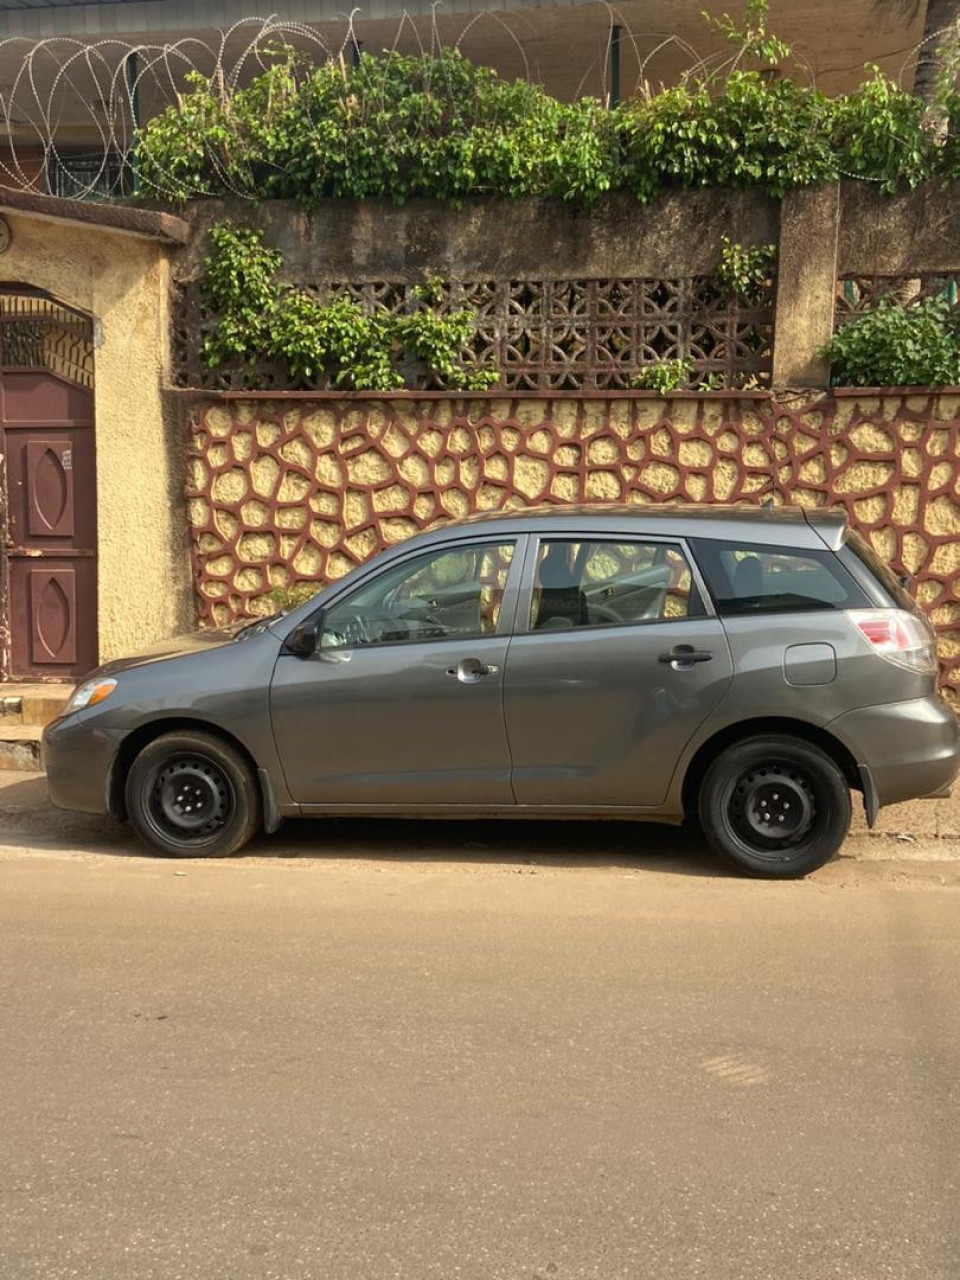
698,735,851,879
125,731,260,859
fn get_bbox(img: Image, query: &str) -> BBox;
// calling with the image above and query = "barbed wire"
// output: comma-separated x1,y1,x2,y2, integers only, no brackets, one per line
0,12,941,203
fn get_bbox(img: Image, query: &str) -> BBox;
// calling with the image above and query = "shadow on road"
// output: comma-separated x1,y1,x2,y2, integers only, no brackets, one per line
0,773,724,878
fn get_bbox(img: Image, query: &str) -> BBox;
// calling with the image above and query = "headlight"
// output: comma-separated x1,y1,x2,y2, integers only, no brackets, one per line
65,678,117,715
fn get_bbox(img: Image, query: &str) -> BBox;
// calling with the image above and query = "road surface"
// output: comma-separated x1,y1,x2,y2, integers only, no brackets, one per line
1,834,959,1279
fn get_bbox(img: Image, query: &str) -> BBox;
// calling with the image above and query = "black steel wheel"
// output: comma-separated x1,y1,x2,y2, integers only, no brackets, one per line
698,735,851,879
125,731,260,858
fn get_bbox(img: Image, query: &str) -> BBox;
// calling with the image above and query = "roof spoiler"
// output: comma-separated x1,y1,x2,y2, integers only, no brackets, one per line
802,508,847,551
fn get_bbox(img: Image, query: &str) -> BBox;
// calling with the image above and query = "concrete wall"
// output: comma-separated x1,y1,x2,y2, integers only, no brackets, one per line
184,390,960,704
0,213,194,661
174,190,781,285
174,181,960,394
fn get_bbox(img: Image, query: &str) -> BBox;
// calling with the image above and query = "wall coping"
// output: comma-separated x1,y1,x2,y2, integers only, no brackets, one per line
170,387,776,401
831,385,960,396
0,187,190,244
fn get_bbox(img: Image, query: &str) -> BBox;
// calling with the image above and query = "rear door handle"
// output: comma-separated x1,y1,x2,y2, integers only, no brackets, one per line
446,658,499,684
658,646,713,668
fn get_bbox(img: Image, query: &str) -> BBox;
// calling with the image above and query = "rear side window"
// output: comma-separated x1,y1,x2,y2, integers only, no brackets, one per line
530,538,703,631
690,539,868,616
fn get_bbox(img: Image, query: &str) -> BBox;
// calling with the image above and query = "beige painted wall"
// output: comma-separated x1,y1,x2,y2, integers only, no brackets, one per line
0,213,194,661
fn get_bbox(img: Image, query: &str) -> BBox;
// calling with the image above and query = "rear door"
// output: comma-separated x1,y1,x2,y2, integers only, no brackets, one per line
503,534,733,808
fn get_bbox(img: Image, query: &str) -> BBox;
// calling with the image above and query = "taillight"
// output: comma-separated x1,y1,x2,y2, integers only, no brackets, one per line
847,609,938,676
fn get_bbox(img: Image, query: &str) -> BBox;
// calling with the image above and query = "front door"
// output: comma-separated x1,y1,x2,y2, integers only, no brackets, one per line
270,537,523,808
504,535,734,808
0,293,97,680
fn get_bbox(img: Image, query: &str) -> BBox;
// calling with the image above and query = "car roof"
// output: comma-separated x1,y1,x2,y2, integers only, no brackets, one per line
424,503,847,551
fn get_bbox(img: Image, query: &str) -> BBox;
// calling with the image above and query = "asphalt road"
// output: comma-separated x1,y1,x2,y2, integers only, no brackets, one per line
1,841,959,1280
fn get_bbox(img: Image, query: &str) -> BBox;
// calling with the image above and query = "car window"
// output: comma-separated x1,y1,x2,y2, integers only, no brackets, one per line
690,538,867,615
530,539,699,631
320,542,515,648
841,531,915,610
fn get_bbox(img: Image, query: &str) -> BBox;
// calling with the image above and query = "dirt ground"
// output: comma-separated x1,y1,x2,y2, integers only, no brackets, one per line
2,769,958,888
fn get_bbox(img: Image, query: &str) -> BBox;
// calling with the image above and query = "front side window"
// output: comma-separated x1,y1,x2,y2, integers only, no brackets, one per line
321,542,515,648
530,539,698,631
690,539,867,616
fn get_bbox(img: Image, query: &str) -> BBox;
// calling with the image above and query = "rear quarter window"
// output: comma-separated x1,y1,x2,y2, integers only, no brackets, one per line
839,531,916,610
690,538,869,616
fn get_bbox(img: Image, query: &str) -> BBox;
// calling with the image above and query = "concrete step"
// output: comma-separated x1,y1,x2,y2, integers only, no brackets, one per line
0,684,70,728
0,724,42,772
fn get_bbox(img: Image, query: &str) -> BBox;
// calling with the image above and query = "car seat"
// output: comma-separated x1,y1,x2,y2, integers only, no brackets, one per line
533,545,587,629
731,555,763,600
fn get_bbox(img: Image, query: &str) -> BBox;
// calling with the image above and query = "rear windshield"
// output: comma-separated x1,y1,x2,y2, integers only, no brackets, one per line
690,539,868,616
840,531,915,610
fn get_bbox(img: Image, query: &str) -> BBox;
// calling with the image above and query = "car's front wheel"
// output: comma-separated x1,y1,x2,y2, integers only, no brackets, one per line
698,735,851,879
125,731,260,858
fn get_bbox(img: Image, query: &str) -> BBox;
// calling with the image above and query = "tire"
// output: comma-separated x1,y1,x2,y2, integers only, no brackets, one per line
125,731,261,859
698,735,851,879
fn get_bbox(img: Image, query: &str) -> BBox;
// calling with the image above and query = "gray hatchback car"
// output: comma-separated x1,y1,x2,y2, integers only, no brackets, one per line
44,505,959,878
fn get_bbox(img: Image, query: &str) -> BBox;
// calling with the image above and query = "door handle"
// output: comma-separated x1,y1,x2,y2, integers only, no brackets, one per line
446,659,499,684
658,646,713,669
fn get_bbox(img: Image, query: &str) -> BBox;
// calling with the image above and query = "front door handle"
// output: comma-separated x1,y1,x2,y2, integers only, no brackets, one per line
658,646,713,669
446,658,499,684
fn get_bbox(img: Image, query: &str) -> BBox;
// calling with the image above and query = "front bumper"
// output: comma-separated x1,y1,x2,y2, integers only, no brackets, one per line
829,696,960,809
42,714,125,816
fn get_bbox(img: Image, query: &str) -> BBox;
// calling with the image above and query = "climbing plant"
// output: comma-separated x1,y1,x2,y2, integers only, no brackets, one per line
200,223,498,390
715,237,778,305
136,2,960,207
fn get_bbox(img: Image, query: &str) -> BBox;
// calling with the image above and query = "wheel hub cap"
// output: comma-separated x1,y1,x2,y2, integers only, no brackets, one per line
153,759,230,837
730,766,816,850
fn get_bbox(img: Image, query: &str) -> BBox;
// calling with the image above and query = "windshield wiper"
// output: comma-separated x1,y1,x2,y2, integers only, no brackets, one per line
233,611,282,640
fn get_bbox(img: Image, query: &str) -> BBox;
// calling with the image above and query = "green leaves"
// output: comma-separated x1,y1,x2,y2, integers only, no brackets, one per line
619,73,835,200
704,0,792,66
827,67,934,191
137,33,959,208
819,297,960,387
716,236,777,304
200,220,499,390
632,358,695,392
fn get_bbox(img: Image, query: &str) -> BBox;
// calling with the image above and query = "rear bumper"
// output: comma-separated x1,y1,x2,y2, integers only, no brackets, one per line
829,696,960,809
42,714,124,816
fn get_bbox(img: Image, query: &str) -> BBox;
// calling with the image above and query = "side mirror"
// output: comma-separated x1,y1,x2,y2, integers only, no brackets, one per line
283,619,320,657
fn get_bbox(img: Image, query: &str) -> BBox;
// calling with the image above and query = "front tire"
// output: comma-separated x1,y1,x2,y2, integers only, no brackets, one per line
699,735,851,879
125,731,260,858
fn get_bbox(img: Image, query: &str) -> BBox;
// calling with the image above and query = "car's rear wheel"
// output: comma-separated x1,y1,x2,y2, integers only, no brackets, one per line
125,731,260,858
698,735,851,879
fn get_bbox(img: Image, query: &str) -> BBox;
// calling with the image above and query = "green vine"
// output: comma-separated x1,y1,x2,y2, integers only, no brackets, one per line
716,237,777,305
136,3,960,207
201,223,498,390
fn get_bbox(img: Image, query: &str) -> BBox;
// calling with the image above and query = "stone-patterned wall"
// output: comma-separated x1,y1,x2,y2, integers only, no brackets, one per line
186,392,959,701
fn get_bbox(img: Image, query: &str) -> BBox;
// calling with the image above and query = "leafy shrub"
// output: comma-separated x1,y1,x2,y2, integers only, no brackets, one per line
140,50,619,205
819,298,960,387
136,30,953,207
826,68,934,192
619,73,835,201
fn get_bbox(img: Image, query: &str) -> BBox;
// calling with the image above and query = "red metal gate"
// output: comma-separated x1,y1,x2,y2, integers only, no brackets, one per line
0,292,97,681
